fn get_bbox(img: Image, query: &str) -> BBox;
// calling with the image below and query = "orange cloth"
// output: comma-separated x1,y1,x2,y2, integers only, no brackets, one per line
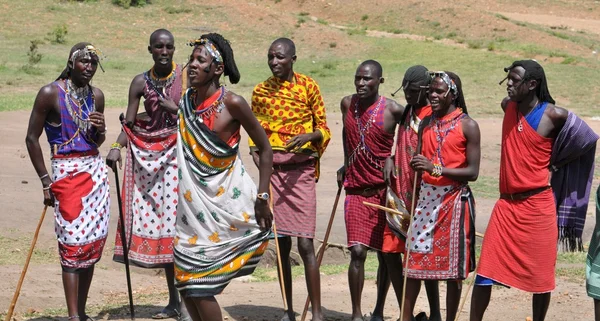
249,73,331,179
478,101,557,293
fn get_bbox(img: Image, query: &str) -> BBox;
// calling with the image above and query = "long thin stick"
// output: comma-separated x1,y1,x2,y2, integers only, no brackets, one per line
300,186,343,321
362,202,485,239
270,186,288,311
454,261,480,321
4,206,48,321
399,175,419,321
114,168,135,320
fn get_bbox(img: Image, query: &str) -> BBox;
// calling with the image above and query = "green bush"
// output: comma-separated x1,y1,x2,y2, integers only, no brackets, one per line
47,24,68,44
112,0,149,9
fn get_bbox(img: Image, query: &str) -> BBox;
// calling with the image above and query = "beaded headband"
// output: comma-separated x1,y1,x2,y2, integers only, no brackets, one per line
70,44,105,72
429,71,457,96
188,38,223,63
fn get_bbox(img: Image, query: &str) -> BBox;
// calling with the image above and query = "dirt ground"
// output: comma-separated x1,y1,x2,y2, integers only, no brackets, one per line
1,107,599,321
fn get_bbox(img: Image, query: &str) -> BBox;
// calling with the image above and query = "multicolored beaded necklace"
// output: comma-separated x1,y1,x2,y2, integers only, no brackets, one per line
348,95,385,169
192,86,227,123
429,108,465,167
145,61,177,97
59,78,96,147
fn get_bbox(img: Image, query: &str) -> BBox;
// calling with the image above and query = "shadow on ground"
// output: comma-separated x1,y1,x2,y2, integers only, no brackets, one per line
224,304,353,321
25,304,165,321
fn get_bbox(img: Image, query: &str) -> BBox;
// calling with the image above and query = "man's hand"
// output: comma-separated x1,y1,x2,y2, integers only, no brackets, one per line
383,156,396,186
106,149,122,171
158,96,178,114
285,133,317,152
88,111,106,131
337,165,345,189
41,176,55,207
410,154,434,174
254,199,273,231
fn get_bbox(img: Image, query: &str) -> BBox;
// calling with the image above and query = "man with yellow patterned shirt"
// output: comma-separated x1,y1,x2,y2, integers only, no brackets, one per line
250,38,331,321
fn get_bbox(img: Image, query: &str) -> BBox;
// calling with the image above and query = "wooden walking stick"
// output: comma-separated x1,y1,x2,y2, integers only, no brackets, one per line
270,186,288,311
398,174,420,321
113,167,135,320
5,205,48,321
300,186,343,321
454,231,485,321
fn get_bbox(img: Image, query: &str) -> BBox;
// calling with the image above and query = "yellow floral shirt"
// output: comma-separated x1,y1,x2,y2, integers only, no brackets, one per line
249,73,331,178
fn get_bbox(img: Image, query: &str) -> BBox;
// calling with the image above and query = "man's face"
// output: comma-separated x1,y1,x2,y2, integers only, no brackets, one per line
187,47,217,88
70,53,98,85
354,64,381,100
403,82,427,106
149,33,175,66
268,43,295,80
506,66,533,102
428,77,454,113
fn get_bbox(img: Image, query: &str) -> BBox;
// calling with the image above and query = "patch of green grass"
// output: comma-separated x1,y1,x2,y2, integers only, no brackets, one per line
323,62,336,70
329,42,337,48
299,11,310,16
470,176,498,199
557,251,587,264
494,13,509,21
487,41,496,51
297,17,306,24
361,14,369,21
561,56,579,65
347,27,367,36
446,31,457,38
556,266,585,283
317,18,328,25
429,20,441,28
163,5,192,14
467,40,484,49
0,235,57,265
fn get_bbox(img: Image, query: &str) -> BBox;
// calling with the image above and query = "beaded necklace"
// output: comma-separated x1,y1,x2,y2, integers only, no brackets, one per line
58,79,96,149
147,61,177,94
192,86,227,123
429,108,465,167
348,95,385,169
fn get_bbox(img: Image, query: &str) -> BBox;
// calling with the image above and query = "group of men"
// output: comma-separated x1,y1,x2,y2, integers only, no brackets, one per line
24,27,599,321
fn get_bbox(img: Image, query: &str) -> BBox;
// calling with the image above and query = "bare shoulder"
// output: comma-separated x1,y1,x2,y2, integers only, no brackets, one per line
461,116,480,136
224,91,250,112
501,96,511,111
386,97,405,115
547,103,568,120
37,82,58,100
130,73,146,90
340,95,353,113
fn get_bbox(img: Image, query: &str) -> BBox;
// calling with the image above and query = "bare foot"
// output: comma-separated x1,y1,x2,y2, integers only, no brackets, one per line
281,311,296,321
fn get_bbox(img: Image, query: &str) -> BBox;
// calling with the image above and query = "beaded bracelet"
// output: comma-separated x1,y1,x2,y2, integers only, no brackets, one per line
39,173,49,180
111,142,123,149
431,163,443,177
98,127,107,135
42,183,53,191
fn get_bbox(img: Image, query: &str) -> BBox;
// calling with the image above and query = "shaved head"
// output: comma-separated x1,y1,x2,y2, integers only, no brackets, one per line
149,29,174,45
358,60,383,78
270,37,296,56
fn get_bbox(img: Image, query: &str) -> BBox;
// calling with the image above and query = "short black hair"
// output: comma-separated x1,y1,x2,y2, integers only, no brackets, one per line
358,59,383,78
271,37,296,56
149,29,174,45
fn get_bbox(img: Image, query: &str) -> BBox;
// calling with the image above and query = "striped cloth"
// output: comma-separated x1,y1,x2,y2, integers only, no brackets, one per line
550,112,598,252
587,186,600,299
174,88,270,297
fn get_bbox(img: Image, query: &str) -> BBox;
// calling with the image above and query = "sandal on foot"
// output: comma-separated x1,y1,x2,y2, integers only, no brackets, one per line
152,309,180,320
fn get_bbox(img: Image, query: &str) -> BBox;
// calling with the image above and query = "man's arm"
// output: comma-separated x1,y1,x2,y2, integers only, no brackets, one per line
25,84,57,206
383,98,405,134
337,95,352,187
501,96,510,113
124,74,146,128
89,87,106,146
107,75,144,169
227,93,273,231
285,80,331,152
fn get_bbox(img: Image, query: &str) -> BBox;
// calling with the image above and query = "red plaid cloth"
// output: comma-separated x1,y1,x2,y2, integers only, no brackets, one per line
344,191,386,250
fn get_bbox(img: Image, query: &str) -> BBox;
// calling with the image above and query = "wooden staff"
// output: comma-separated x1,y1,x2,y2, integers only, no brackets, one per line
362,202,485,239
398,174,420,321
270,186,288,311
300,186,343,321
5,206,48,321
454,228,485,321
113,167,135,320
